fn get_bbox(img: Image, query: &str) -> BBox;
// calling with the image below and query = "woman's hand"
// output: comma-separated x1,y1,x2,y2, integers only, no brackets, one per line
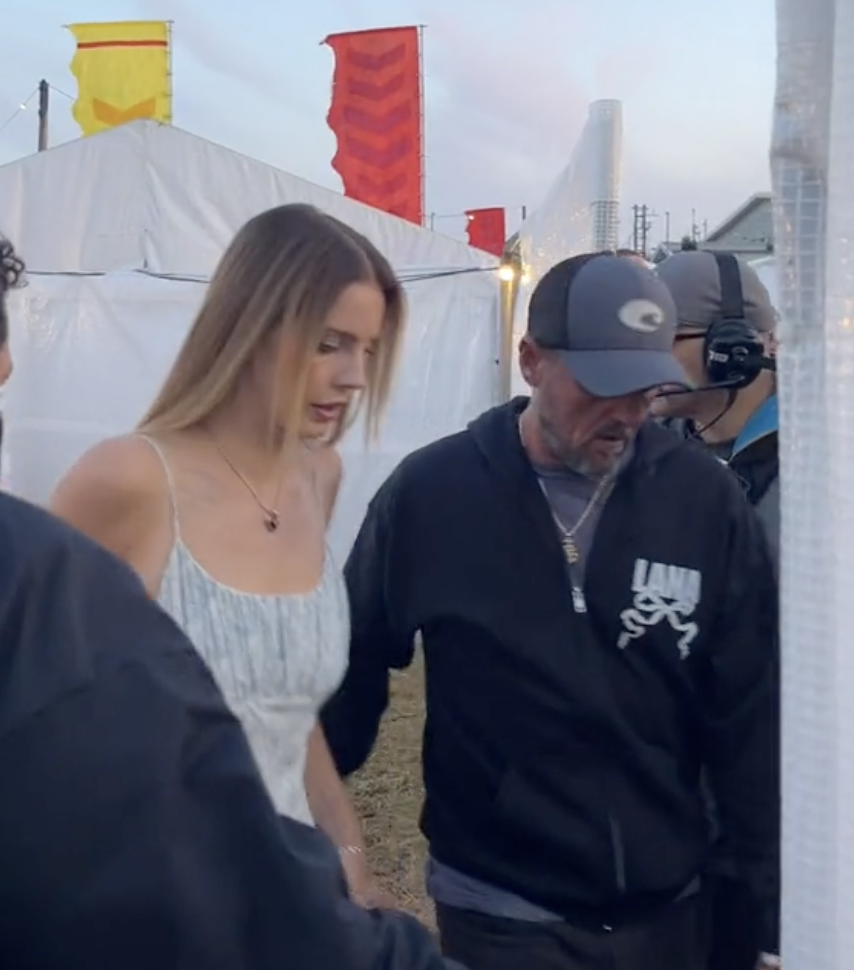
351,879,397,911
340,846,396,909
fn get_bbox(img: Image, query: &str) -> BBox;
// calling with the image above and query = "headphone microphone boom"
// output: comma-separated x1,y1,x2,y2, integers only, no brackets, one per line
659,345,776,396
658,251,775,397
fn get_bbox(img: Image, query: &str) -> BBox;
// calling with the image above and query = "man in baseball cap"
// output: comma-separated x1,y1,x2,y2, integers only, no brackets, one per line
324,251,780,970
527,251,688,396
654,250,779,555
516,251,689,477
654,249,781,970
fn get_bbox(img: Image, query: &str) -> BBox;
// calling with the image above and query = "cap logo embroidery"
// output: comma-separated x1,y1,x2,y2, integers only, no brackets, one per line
617,299,665,334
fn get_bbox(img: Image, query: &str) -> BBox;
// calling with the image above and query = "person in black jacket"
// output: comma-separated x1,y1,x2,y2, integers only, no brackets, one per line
654,249,781,970
654,250,779,563
323,253,780,970
0,489,464,970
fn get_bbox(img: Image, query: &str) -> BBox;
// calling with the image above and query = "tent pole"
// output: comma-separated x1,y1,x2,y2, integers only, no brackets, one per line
498,247,521,402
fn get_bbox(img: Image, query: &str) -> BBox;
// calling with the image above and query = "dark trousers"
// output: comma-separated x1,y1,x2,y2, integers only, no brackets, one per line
706,876,759,970
436,895,709,970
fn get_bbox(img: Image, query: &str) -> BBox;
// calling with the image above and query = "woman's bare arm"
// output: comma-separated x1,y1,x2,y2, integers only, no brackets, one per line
304,723,389,906
304,444,389,906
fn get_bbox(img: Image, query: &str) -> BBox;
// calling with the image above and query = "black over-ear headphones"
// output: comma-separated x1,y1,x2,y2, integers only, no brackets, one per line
702,252,774,390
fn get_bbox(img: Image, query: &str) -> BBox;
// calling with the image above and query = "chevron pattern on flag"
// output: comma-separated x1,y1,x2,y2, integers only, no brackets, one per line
324,27,423,225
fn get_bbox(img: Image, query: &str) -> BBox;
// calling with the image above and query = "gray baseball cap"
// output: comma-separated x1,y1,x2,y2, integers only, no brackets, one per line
527,252,688,397
655,250,776,332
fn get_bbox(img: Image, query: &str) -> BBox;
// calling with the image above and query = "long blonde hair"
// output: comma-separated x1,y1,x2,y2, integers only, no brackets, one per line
137,204,405,445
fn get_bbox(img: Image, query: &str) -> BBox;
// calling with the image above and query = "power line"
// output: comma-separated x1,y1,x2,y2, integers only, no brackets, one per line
0,82,74,145
48,84,75,103
0,87,39,137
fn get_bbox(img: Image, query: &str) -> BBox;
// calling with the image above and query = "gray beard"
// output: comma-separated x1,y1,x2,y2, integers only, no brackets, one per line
539,412,634,479
540,417,604,479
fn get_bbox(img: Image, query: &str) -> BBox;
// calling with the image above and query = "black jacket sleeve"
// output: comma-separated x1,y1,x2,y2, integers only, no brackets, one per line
323,472,417,777
0,496,458,970
702,491,780,956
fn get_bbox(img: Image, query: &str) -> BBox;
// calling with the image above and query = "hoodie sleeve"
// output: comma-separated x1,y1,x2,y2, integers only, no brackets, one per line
702,491,780,956
323,471,417,777
0,499,457,970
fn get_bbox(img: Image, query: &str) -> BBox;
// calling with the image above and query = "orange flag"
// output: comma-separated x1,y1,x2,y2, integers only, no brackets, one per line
465,208,507,256
324,27,424,225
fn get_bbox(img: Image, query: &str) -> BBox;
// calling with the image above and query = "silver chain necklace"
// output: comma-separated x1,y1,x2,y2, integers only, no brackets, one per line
209,434,284,533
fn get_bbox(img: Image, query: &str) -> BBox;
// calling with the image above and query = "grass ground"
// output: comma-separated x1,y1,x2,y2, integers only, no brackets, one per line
348,651,433,924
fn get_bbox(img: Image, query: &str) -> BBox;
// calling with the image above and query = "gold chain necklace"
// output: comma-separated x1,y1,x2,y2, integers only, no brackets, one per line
209,435,284,533
518,413,615,564
547,477,613,565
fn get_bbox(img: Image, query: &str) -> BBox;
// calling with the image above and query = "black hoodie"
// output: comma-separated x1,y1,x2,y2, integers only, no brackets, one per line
323,398,780,952
0,493,461,970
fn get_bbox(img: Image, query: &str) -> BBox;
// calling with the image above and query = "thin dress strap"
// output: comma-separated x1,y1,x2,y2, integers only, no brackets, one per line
135,434,181,541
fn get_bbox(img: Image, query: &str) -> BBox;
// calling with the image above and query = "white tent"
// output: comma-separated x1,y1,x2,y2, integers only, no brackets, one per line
0,120,502,557
748,254,778,306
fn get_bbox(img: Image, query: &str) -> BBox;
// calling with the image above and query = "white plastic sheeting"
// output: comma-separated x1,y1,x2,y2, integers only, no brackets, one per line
509,100,624,395
5,268,499,561
771,0,849,966
0,121,502,560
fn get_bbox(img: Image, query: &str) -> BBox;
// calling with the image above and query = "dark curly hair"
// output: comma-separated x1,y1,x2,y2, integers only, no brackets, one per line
0,234,25,346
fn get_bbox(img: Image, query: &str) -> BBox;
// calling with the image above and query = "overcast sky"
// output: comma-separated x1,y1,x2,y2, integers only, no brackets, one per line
0,0,776,247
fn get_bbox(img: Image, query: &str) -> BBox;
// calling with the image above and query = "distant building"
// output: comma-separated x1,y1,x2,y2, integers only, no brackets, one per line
701,192,773,260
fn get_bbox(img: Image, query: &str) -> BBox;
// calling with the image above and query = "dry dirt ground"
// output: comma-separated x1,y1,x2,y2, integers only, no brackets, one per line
348,651,433,925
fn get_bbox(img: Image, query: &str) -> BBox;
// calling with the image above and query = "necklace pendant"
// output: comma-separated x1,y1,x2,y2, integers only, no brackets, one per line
562,536,580,564
571,586,587,613
264,511,279,533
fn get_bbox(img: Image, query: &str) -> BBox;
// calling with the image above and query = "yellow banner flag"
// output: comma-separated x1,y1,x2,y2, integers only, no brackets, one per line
67,21,171,136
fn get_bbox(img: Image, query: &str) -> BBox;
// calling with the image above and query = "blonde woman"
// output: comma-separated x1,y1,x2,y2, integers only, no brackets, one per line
50,204,404,907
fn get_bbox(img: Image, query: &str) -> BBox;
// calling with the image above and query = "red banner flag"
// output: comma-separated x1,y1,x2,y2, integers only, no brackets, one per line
324,27,424,225
465,208,506,256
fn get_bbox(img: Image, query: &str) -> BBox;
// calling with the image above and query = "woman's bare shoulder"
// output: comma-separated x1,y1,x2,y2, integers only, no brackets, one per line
50,435,170,558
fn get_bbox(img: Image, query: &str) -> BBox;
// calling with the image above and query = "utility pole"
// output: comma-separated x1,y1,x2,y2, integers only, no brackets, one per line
664,211,671,242
632,204,653,258
640,205,651,257
37,79,49,152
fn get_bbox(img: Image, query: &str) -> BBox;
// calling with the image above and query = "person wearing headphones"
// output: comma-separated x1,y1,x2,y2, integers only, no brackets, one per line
654,250,779,562
654,249,780,970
